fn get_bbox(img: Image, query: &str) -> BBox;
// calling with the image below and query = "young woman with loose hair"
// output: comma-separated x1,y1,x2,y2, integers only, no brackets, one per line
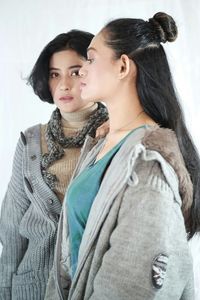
0,30,108,300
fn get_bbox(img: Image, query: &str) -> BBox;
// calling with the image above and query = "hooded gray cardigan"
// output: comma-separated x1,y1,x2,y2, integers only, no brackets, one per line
0,125,62,300
45,125,194,300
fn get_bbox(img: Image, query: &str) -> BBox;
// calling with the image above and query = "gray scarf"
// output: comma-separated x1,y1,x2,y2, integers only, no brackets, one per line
41,102,108,190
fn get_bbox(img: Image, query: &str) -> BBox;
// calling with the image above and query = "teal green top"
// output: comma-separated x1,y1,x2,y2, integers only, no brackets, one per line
66,126,145,277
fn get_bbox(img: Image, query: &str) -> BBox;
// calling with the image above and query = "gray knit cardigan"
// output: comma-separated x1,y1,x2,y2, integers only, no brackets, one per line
45,125,194,300
0,124,62,300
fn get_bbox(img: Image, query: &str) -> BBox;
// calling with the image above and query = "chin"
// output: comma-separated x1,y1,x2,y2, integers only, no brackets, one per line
58,104,78,113
60,108,75,113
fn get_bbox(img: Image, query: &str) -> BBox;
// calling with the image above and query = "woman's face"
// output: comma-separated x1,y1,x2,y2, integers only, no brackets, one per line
49,49,92,113
79,32,120,102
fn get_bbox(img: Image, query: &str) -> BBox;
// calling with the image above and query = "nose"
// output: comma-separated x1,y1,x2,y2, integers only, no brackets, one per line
59,77,71,91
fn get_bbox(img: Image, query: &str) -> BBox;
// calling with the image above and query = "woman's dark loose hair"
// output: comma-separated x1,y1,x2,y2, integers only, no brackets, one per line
103,12,200,238
28,30,94,103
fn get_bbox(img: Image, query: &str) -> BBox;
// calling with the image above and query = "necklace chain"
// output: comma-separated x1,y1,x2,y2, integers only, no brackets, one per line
108,110,144,135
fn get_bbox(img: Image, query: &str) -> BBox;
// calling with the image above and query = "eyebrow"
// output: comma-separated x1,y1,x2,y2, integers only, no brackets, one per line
87,47,97,53
49,65,82,71
69,65,82,69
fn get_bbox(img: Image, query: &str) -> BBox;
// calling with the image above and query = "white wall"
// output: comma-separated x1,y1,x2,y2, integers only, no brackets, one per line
0,0,200,298
1,0,200,203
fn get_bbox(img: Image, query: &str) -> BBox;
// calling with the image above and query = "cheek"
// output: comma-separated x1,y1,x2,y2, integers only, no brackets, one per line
49,81,57,96
81,64,115,99
96,68,114,90
49,81,59,97
73,79,82,97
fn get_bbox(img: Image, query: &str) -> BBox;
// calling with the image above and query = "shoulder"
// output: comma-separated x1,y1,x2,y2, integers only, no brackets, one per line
19,124,41,146
12,124,43,161
120,159,181,232
142,126,183,170
124,126,193,217
23,123,41,137
126,126,192,194
126,159,174,208
141,126,193,211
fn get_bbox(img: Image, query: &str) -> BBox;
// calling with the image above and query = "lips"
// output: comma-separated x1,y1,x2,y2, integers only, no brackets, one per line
59,96,74,101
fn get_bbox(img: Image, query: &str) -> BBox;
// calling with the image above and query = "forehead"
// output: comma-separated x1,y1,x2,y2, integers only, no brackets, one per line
50,50,84,67
88,32,116,63
88,32,106,52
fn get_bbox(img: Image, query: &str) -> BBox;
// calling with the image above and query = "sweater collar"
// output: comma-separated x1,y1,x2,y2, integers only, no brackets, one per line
60,103,98,129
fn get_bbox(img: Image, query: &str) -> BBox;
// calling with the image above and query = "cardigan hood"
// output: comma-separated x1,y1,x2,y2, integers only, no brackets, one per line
94,125,193,222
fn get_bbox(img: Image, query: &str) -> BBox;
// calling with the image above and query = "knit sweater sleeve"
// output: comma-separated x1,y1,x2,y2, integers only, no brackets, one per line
88,160,193,300
0,137,30,300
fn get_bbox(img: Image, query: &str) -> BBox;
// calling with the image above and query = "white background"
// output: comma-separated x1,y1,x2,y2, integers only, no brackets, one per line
0,0,200,298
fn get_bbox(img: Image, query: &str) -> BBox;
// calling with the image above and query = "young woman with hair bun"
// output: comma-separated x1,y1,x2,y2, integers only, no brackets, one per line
47,12,199,300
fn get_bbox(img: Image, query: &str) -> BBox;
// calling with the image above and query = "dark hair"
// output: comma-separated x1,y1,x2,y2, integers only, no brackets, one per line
103,12,200,238
28,30,94,103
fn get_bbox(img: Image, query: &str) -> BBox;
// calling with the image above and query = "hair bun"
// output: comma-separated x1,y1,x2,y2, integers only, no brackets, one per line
149,12,178,43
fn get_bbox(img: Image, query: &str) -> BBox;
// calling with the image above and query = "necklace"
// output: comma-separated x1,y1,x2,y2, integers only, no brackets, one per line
108,110,144,135
96,110,145,161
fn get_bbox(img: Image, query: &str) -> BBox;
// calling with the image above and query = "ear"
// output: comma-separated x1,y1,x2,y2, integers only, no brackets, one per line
118,54,137,79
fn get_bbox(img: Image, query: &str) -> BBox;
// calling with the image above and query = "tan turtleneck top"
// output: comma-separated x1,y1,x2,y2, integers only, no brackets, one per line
40,103,98,202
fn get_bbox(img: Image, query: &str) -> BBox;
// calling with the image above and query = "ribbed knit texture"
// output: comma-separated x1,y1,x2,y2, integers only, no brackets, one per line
41,103,98,202
0,130,60,300
45,127,194,300
0,104,98,300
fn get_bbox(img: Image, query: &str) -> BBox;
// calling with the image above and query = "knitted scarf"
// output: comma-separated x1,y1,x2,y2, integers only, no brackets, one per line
41,102,108,190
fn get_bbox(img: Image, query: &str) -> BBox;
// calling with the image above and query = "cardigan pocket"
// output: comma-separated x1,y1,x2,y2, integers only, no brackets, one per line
12,270,37,286
11,270,47,300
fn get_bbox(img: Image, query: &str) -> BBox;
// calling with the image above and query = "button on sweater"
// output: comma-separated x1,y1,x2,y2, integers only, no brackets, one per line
0,104,98,300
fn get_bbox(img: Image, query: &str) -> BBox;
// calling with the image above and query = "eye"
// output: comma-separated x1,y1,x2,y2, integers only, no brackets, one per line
70,69,80,77
49,72,59,79
87,58,94,64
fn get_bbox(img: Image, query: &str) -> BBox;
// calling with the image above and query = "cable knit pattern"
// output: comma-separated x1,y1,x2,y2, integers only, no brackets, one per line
0,131,59,300
0,103,100,300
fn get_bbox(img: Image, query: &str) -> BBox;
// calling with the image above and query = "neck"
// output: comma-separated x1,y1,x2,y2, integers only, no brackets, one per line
60,103,98,129
105,80,156,133
105,84,150,132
